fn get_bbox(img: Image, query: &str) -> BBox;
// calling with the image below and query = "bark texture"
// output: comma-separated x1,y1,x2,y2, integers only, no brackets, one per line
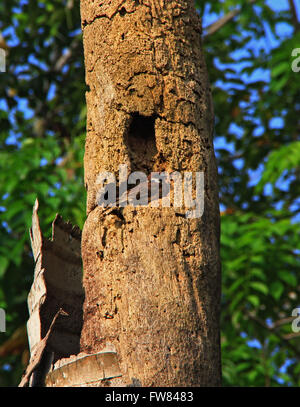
80,0,221,386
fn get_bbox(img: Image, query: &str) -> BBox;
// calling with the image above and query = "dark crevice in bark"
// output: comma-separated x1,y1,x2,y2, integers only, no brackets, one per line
125,113,158,173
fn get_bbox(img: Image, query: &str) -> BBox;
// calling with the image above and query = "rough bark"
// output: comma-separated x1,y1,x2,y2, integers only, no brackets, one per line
80,0,221,386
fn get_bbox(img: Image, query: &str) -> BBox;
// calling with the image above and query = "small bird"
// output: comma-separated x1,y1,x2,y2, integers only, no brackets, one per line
97,172,174,212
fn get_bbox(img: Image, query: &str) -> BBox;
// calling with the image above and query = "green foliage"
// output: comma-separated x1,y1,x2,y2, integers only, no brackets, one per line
0,0,299,386
202,0,300,386
221,211,300,385
0,0,86,386
256,141,300,191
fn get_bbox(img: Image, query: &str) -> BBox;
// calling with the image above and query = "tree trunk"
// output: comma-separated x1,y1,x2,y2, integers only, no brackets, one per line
80,0,221,386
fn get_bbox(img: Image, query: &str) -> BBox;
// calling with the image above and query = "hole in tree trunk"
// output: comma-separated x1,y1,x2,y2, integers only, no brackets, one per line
125,113,158,173
119,7,126,16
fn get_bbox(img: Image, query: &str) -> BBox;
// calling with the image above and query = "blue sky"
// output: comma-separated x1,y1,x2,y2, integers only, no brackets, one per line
202,0,300,215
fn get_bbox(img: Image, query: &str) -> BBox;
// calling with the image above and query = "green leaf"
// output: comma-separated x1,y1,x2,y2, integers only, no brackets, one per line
270,281,284,300
247,295,260,307
0,256,9,278
250,281,269,295
271,61,290,78
250,268,266,281
278,271,297,287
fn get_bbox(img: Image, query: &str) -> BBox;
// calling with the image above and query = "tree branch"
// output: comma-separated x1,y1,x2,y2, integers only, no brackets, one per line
271,316,295,329
288,0,300,32
246,312,300,359
284,332,300,340
53,37,81,73
204,0,256,38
